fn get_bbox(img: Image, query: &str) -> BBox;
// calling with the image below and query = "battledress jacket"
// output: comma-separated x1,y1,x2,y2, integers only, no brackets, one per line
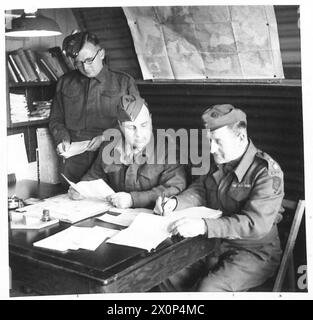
49,64,138,146
81,135,187,208
175,140,284,250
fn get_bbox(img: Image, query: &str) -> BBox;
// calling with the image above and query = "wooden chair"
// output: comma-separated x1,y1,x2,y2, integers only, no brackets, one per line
273,199,305,292
251,199,305,292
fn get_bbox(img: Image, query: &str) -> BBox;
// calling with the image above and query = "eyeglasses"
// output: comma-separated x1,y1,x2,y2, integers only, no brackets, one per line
74,49,101,68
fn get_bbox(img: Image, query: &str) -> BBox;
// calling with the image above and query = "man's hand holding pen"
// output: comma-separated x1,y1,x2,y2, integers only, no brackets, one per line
153,193,177,216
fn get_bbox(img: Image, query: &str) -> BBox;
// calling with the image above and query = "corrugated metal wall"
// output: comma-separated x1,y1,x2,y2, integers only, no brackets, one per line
72,6,304,201
137,82,304,201
274,5,301,79
72,7,141,79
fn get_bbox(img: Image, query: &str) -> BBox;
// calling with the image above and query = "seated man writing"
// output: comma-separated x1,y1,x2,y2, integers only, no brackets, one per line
155,104,284,292
68,94,186,209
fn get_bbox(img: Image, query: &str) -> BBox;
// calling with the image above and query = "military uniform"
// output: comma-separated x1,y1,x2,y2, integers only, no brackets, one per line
161,104,284,292
49,64,138,183
81,135,187,208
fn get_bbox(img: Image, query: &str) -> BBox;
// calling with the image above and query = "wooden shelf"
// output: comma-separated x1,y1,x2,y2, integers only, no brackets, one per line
8,119,49,129
9,81,55,88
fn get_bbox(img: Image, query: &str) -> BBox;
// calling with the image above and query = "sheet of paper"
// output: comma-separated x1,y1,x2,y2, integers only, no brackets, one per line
97,208,153,227
60,140,91,159
62,174,115,200
34,226,119,252
7,133,30,180
167,206,222,222
106,207,222,251
107,213,169,251
17,193,112,224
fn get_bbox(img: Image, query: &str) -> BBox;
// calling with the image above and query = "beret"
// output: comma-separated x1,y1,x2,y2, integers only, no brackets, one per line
117,95,146,122
202,104,247,131
62,32,88,58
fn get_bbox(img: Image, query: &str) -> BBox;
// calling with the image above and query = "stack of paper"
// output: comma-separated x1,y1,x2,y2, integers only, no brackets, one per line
107,213,169,251
60,141,91,159
33,226,119,252
107,206,222,251
10,93,29,123
16,193,112,224
97,208,153,227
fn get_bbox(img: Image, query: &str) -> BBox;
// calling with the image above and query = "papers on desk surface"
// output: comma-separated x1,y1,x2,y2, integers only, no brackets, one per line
107,206,222,251
60,140,90,159
16,193,112,224
34,226,119,252
107,213,169,251
97,208,153,227
168,206,222,221
62,174,115,201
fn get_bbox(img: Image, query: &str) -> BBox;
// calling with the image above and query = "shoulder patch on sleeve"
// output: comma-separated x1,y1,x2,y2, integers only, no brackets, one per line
256,151,282,177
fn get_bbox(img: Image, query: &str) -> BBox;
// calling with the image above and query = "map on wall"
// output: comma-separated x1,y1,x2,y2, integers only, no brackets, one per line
123,6,284,80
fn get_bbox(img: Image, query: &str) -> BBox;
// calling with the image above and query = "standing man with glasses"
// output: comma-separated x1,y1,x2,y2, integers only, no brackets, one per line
49,31,139,183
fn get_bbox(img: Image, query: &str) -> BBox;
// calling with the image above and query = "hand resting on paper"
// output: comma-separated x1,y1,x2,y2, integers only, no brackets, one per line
168,217,207,238
153,196,177,216
86,135,104,152
108,192,133,209
68,186,84,200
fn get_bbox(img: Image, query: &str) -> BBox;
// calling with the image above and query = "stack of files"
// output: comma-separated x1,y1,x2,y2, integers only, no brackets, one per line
16,193,113,224
33,226,119,252
106,206,222,251
29,100,52,120
10,93,29,123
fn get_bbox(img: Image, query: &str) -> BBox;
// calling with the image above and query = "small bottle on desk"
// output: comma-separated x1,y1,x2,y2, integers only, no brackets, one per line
41,209,51,222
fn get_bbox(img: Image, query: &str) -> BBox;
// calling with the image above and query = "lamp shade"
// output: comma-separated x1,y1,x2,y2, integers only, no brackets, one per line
6,12,62,37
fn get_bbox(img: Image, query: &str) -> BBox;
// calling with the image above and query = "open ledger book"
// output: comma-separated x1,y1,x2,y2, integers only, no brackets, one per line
106,206,222,251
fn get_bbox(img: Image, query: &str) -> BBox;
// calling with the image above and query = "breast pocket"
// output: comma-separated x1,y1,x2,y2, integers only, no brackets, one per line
228,185,252,209
100,90,121,117
62,89,82,119
137,166,162,191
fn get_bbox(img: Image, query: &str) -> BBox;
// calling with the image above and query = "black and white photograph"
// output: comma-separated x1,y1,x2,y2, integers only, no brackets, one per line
1,0,312,302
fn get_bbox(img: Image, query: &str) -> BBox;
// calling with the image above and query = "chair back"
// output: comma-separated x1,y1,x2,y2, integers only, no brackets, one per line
273,199,305,292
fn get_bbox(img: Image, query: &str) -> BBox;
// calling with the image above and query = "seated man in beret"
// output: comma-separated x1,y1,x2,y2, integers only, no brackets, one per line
154,104,284,291
68,94,187,209
49,31,138,183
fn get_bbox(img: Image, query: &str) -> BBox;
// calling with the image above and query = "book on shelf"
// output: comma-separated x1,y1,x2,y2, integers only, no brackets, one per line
7,47,72,84
16,48,39,82
10,52,32,82
7,60,18,83
38,57,58,81
8,53,26,82
48,47,71,74
24,49,50,82
38,51,65,78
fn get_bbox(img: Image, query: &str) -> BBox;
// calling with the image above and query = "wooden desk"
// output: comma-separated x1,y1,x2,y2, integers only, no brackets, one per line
9,180,217,295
